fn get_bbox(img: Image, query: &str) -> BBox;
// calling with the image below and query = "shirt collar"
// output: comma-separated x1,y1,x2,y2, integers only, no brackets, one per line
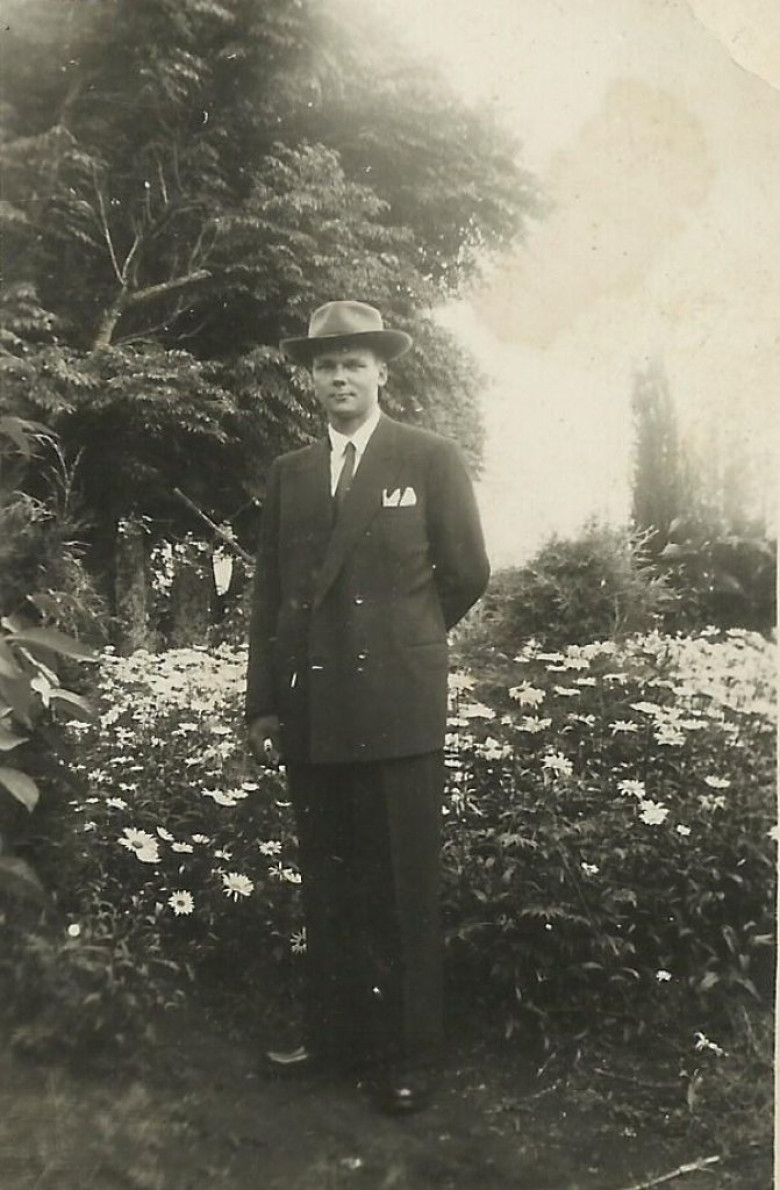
327,405,381,459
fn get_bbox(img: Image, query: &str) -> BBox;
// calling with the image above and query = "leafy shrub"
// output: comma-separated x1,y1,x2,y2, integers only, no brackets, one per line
466,521,672,652
1,645,304,1056
1,414,103,893
0,419,110,643
658,518,776,635
443,629,776,1043
5,629,774,1058
0,897,185,1059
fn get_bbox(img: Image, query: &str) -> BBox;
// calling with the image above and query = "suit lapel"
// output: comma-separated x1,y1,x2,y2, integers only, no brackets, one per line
313,414,403,609
293,438,331,539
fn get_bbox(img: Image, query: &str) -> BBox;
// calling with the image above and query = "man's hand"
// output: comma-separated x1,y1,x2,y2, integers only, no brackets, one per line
247,715,282,767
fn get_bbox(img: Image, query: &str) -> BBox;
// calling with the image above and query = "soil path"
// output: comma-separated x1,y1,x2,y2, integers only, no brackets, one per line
4,1013,762,1190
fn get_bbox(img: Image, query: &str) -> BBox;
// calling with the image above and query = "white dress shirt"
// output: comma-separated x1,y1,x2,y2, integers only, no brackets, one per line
327,406,381,496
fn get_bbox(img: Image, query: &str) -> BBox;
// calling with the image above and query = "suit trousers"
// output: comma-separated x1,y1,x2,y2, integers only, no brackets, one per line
287,751,444,1070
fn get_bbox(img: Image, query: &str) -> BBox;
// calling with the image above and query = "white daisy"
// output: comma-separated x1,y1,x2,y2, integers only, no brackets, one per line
168,890,194,916
638,800,670,826
508,683,545,708
119,827,158,854
618,779,646,799
221,871,254,900
541,752,573,778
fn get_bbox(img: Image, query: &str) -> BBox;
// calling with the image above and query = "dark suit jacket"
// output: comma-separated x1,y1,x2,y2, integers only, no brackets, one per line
245,413,490,764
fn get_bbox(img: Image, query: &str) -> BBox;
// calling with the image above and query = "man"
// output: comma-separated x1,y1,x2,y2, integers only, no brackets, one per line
246,300,489,1113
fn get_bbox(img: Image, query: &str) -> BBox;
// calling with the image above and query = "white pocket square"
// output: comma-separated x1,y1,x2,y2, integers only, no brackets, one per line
382,486,417,508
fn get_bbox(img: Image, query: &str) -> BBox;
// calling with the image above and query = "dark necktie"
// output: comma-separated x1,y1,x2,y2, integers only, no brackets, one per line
333,440,356,515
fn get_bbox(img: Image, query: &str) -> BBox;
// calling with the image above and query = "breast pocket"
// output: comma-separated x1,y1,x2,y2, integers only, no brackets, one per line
377,508,428,566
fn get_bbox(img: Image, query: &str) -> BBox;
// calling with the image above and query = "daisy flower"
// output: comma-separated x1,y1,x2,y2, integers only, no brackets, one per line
618,779,646,799
638,800,670,826
517,717,551,734
168,890,194,916
459,701,495,720
630,701,663,717
611,720,639,736
509,683,545,708
118,828,160,863
202,789,240,806
222,871,254,900
541,752,573,779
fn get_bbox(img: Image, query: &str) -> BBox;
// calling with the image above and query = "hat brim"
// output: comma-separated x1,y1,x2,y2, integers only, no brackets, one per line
280,329,412,365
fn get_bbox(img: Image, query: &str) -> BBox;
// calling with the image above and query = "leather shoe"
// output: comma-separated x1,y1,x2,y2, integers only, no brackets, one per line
265,1043,369,1078
265,1044,321,1075
372,1067,434,1115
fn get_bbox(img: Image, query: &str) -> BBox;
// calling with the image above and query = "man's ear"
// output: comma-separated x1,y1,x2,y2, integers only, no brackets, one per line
377,359,388,387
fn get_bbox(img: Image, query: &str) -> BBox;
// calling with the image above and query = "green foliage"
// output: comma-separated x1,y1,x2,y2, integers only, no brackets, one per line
660,518,777,634
1,645,303,1056
0,898,185,1058
443,630,776,1044
0,0,540,556
466,522,672,652
0,415,100,898
629,360,776,633
4,628,774,1059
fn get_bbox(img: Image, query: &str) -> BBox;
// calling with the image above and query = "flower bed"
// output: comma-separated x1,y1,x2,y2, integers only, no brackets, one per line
3,630,775,1054
443,629,776,1039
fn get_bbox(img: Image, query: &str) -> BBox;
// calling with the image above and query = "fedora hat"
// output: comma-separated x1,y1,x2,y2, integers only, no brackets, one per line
280,301,412,365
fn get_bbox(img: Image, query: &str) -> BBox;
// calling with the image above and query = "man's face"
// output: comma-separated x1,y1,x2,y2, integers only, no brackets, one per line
311,344,387,433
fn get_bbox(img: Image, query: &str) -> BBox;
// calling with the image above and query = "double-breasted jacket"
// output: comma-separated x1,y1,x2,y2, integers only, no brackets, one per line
245,413,490,764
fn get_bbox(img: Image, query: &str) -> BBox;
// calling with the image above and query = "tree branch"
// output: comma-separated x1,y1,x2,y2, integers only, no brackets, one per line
172,488,253,564
93,169,124,286
123,270,212,309
121,226,144,286
615,1155,721,1190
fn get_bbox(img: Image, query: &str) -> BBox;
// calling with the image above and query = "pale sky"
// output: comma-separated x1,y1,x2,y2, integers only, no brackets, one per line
353,0,780,566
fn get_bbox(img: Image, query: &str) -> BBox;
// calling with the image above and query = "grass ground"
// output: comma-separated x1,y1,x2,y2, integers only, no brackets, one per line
1,999,772,1190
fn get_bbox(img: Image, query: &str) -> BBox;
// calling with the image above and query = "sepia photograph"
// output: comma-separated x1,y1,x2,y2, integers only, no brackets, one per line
0,1,777,1186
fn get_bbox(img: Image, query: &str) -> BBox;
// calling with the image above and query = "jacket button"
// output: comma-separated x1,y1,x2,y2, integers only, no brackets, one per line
356,651,368,661
353,596,364,605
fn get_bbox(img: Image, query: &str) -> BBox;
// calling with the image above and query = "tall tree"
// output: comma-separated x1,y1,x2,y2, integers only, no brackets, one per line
630,359,776,631
630,359,690,553
0,0,541,568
